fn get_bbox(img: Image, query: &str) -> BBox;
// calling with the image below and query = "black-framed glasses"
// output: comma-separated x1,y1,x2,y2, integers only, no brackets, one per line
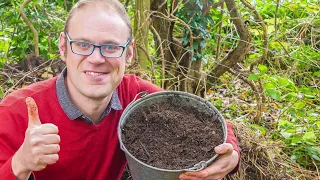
65,32,131,58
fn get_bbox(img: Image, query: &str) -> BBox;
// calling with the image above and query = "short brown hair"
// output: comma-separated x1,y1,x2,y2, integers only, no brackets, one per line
64,0,132,38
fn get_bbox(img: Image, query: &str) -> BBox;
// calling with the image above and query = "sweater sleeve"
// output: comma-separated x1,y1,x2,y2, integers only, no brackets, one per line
0,156,16,180
226,122,241,174
0,104,35,179
0,107,18,180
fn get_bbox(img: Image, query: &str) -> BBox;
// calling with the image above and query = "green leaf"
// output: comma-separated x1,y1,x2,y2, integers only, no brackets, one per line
250,124,266,136
278,120,290,127
248,74,260,81
304,94,315,99
306,146,320,158
302,132,316,141
282,92,298,101
269,41,281,49
314,71,320,77
193,41,199,50
294,101,306,109
249,54,259,60
267,25,275,34
280,132,292,139
258,64,268,75
264,83,275,90
0,88,3,98
291,136,302,145
267,89,281,101
278,77,291,88
316,121,320,129
311,154,320,161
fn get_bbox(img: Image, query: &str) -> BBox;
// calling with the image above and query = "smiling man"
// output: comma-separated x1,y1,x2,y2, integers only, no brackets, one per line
0,0,240,179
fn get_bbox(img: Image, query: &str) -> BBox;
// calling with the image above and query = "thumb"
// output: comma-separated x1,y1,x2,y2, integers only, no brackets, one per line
214,143,233,155
26,97,42,127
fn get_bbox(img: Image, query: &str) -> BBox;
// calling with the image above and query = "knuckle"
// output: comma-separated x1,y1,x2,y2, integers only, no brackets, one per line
48,123,59,132
227,143,233,150
30,138,41,146
35,156,43,164
28,129,37,136
199,169,209,177
31,147,41,155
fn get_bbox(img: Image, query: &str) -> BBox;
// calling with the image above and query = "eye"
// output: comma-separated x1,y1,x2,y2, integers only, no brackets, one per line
103,45,121,52
75,42,90,49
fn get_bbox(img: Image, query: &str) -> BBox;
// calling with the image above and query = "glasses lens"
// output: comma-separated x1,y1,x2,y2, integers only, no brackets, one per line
101,45,123,57
71,42,93,55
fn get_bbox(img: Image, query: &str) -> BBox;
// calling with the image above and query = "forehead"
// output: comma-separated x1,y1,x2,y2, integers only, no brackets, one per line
67,4,129,44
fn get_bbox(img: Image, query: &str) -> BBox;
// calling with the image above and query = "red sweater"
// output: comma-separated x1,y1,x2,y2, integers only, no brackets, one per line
0,74,239,179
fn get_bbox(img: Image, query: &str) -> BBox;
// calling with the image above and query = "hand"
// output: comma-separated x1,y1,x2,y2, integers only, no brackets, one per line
12,97,60,179
179,143,239,180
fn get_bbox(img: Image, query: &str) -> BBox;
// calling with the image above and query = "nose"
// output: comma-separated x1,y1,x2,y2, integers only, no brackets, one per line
86,47,105,64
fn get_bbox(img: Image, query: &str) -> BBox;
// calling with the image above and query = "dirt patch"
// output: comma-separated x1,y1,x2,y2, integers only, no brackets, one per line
121,99,224,170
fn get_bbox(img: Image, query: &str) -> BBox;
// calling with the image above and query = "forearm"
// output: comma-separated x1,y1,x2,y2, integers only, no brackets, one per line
12,151,32,180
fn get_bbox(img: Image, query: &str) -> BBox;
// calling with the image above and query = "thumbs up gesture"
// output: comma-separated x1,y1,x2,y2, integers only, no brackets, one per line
12,97,60,178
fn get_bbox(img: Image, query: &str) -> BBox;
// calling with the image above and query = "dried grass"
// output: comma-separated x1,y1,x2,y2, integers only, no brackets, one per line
226,121,319,180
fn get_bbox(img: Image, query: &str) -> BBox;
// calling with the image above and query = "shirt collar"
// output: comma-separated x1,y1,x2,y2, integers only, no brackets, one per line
56,68,122,122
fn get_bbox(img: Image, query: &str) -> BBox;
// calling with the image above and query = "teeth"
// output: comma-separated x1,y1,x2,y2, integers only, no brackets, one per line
85,71,104,76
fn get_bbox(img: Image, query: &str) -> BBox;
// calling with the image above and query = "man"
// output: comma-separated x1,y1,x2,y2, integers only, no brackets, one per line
0,0,240,179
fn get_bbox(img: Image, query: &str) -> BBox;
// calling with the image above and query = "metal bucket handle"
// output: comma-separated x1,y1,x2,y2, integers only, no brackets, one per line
183,161,207,172
133,91,149,101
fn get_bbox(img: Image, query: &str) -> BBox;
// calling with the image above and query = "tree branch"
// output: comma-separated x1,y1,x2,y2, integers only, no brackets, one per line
208,0,251,83
20,0,39,57
202,0,224,16
150,25,166,88
228,69,262,123
240,0,268,71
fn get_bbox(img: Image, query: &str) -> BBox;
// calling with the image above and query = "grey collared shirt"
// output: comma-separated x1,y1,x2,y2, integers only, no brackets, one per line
56,68,122,124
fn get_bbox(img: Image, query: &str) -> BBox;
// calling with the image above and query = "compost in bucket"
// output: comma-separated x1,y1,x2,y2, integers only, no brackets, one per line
121,97,224,170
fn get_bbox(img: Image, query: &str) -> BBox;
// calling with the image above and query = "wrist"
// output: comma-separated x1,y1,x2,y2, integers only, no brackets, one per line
12,149,31,180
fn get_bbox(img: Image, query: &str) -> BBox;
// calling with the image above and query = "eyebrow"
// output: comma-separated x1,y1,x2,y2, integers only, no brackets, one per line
72,36,121,45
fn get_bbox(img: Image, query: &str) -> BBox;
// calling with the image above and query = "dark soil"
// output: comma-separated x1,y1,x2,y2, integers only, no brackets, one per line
121,100,224,170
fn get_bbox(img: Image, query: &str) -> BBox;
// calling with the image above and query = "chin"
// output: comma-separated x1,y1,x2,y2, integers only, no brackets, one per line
86,93,110,100
83,89,113,100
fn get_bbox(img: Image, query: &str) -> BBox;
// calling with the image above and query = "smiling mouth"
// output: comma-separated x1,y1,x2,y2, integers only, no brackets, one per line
85,71,107,76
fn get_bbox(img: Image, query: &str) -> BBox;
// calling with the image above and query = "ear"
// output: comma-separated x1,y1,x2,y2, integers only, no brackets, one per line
59,32,67,62
125,39,134,67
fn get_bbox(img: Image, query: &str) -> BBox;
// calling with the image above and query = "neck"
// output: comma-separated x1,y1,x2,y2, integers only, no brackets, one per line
65,81,113,124
78,95,112,124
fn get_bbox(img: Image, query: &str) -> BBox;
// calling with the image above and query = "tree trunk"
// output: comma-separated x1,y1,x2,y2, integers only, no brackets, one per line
134,0,150,69
187,58,202,95
150,0,178,89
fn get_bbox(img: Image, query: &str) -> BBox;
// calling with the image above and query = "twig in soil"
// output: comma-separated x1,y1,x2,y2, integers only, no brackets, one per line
138,140,152,163
142,111,148,121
